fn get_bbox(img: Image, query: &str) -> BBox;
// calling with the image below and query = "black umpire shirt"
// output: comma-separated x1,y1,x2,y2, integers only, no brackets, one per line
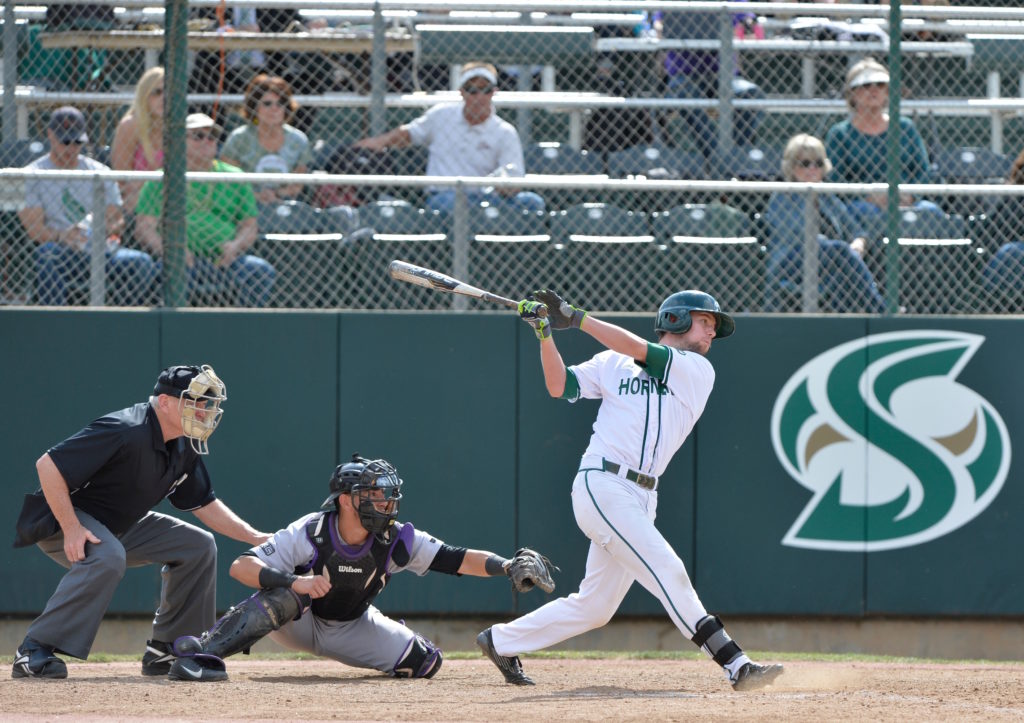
47,402,217,536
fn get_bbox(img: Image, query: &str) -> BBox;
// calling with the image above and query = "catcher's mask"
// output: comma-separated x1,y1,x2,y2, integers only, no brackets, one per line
153,364,226,455
655,290,735,339
322,454,403,535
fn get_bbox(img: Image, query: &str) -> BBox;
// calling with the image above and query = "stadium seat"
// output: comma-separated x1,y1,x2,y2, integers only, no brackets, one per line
254,200,342,308
710,143,782,217
468,204,553,301
651,203,764,313
606,144,707,213
931,146,1011,218
549,203,656,311
350,200,449,309
879,208,976,314
523,143,606,211
0,140,49,169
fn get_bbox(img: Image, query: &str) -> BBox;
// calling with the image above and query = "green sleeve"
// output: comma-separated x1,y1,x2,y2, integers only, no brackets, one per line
560,369,581,401
644,342,671,380
135,180,162,217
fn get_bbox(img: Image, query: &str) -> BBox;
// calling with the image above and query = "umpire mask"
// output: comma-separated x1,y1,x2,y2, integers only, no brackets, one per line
153,364,227,455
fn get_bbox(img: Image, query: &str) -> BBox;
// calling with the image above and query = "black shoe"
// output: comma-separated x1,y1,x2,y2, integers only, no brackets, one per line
141,639,175,676
12,639,67,679
476,628,534,686
732,662,784,691
168,656,228,682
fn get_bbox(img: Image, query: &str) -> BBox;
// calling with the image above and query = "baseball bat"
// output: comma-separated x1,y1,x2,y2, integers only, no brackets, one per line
388,260,546,316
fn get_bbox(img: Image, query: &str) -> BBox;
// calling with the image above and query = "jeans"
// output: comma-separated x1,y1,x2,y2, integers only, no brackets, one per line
426,190,546,215
764,237,886,313
35,241,157,306
982,242,1024,301
666,73,764,159
181,255,276,307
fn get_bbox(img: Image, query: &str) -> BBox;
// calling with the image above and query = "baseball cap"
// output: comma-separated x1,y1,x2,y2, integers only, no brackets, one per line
153,365,206,397
458,66,498,89
48,106,88,144
849,68,890,89
185,113,218,131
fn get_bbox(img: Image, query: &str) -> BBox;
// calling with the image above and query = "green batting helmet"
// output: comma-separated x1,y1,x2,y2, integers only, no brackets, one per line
655,290,735,339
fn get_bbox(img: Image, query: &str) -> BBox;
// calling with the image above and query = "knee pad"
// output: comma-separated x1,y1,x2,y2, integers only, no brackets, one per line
392,634,443,679
180,587,308,661
691,614,744,668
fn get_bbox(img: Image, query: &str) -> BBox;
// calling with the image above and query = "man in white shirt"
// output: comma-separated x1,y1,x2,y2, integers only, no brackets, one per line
355,62,544,214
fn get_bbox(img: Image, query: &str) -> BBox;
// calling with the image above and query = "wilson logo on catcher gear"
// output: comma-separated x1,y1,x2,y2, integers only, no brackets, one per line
771,331,1010,552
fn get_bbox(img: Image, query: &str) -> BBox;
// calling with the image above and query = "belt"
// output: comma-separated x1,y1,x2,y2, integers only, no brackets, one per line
602,458,658,491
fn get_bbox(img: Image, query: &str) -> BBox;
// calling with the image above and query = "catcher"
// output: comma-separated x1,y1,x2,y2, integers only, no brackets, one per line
165,454,556,681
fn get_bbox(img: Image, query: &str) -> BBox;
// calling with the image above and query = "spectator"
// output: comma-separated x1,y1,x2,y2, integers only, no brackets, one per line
220,74,312,206
18,107,157,306
354,62,545,214
762,134,885,313
110,66,165,214
135,113,275,307
824,58,941,222
650,8,766,159
977,149,1024,312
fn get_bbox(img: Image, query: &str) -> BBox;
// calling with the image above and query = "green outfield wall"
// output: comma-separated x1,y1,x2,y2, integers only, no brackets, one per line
1,310,1021,619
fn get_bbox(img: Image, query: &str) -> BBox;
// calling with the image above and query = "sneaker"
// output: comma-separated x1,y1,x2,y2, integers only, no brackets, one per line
141,639,175,676
732,662,784,691
12,639,67,679
168,656,227,682
476,628,534,686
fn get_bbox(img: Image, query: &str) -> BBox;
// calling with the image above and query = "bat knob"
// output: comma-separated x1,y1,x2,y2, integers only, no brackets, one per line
537,306,548,318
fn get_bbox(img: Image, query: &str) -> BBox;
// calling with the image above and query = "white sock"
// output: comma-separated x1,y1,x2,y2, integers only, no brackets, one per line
724,654,752,680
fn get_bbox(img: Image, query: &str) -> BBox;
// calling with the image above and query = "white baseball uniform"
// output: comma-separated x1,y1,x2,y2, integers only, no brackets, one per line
491,343,751,675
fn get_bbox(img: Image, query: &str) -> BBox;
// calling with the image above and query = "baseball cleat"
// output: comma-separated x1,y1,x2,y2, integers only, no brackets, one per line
476,628,534,686
12,640,67,679
731,662,784,691
141,639,175,676
168,656,228,682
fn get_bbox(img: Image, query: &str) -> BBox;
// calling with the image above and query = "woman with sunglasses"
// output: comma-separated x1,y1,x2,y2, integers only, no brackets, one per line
762,134,885,313
220,74,312,205
824,58,940,222
110,67,165,214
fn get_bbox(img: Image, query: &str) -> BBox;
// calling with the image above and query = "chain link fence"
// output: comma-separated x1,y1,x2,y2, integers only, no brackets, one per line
4,2,1024,313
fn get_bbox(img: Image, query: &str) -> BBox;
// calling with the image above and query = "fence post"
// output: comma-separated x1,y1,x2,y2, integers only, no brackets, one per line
884,0,903,314
162,0,189,307
369,2,387,137
717,8,736,155
89,174,106,306
2,2,17,143
452,182,469,311
801,188,820,313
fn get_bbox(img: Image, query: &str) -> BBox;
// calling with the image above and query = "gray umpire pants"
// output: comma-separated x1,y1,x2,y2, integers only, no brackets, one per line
25,510,217,660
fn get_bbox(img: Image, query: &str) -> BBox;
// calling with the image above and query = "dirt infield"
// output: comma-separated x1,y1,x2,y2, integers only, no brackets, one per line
3,657,1023,722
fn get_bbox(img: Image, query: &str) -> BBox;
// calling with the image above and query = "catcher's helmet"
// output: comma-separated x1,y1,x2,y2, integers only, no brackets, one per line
655,290,735,339
322,454,403,534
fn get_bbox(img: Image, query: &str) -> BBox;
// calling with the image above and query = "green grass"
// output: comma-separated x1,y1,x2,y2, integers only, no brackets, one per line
3,650,1022,666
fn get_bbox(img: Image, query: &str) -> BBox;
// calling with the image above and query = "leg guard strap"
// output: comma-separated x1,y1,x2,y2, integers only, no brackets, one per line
691,615,744,668
392,634,443,679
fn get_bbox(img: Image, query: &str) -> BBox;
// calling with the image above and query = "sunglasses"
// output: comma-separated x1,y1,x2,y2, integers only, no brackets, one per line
260,98,287,107
462,84,494,95
56,139,85,146
795,159,826,169
187,131,217,142
856,82,888,90
150,87,164,97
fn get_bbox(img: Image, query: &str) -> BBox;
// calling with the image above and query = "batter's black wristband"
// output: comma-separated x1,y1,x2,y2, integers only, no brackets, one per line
484,554,509,577
258,566,298,589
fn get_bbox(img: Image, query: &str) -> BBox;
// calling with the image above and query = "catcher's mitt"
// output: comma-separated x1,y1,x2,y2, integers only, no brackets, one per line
506,548,558,594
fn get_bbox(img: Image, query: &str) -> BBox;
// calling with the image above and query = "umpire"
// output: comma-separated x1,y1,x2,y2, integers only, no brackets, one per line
11,364,270,679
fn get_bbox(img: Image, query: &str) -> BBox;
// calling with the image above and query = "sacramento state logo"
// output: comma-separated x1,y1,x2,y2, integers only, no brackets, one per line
770,331,1010,552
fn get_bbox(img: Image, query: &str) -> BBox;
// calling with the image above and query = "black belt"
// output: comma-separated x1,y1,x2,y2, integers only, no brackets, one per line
602,459,658,490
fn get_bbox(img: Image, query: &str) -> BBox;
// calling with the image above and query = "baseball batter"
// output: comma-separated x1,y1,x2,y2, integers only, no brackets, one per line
476,290,783,691
166,454,556,681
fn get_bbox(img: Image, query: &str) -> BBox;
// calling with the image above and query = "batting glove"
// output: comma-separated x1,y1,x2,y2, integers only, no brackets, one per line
518,299,551,340
535,289,587,330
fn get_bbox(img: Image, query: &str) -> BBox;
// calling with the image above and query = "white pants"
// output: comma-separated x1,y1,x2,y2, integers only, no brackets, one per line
491,464,709,656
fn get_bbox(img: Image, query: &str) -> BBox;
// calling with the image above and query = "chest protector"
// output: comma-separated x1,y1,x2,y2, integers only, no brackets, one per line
301,512,415,621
